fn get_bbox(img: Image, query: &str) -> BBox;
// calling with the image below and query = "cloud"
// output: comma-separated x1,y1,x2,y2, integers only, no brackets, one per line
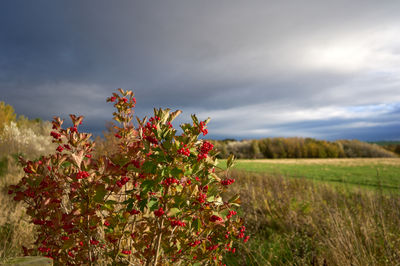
1,0,400,140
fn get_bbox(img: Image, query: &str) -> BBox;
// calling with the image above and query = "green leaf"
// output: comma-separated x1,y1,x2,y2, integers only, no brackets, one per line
228,194,241,207
171,167,183,177
62,238,74,250
206,195,215,202
227,154,235,168
156,154,167,163
191,114,199,124
219,209,230,218
103,200,117,210
138,199,147,212
228,194,240,203
127,202,134,212
175,184,183,193
192,218,201,231
142,162,156,174
127,164,139,171
93,184,107,203
162,139,172,149
116,156,130,167
141,180,154,194
147,198,159,211
168,207,180,216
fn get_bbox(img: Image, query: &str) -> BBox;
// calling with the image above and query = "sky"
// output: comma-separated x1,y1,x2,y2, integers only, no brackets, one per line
1,0,400,141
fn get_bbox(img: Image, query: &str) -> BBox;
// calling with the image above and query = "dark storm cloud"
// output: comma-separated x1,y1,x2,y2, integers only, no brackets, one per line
1,0,400,139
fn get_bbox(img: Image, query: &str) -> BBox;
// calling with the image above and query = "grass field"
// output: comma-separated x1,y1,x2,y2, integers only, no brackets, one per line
218,158,400,191
221,169,400,265
216,159,400,265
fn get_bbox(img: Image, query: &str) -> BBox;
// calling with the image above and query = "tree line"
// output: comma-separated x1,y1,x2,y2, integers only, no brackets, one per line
210,137,398,159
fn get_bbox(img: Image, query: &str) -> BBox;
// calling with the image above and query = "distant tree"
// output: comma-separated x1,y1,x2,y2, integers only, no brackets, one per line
251,140,262,158
0,101,17,131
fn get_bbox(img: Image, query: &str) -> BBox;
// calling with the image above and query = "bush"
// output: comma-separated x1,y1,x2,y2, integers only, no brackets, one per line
8,89,246,265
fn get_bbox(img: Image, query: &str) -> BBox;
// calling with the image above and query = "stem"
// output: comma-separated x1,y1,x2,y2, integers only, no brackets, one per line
153,218,164,266
86,197,92,265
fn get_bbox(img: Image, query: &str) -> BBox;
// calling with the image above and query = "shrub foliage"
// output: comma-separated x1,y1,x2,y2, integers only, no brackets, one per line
8,89,246,265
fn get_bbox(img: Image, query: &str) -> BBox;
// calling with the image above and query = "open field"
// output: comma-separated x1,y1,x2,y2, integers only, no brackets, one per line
218,158,400,191
221,169,400,265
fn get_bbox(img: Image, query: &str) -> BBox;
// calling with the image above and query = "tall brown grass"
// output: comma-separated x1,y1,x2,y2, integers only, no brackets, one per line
0,120,56,263
0,158,35,262
222,169,400,265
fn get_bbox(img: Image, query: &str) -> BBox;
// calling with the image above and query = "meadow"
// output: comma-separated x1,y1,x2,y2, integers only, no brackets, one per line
218,158,400,192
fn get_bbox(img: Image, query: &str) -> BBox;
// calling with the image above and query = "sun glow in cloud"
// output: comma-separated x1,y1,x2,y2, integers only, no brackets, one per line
301,27,400,73
305,43,369,72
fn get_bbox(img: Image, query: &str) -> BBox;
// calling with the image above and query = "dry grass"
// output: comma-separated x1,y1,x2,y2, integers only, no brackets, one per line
222,169,400,265
0,121,56,263
0,157,36,262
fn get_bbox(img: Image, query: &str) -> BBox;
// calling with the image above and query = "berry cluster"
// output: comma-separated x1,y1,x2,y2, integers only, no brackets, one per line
197,192,207,204
197,141,214,161
226,210,237,219
189,240,202,247
144,135,158,145
178,144,190,156
209,215,223,222
237,225,250,242
169,219,186,227
206,244,218,251
149,116,160,122
129,209,140,215
145,122,157,130
116,176,130,187
130,160,141,169
221,178,235,186
154,207,165,217
50,131,61,139
199,121,208,136
76,171,89,179
162,177,179,186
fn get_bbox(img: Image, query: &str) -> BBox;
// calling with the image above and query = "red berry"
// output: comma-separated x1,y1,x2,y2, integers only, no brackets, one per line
154,207,164,217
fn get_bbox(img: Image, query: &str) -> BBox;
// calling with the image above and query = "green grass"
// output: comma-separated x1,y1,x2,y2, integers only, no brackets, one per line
218,159,400,191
